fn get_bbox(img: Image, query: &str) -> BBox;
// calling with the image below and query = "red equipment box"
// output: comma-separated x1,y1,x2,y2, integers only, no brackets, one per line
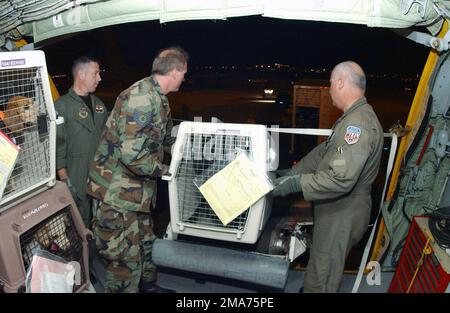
388,216,450,293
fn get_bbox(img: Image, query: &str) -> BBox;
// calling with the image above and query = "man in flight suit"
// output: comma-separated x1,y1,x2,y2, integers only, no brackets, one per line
87,46,188,293
56,56,108,228
272,61,383,292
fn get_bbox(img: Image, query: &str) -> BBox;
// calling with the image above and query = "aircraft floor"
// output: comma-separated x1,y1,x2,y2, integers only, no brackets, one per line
89,256,394,293
155,268,394,293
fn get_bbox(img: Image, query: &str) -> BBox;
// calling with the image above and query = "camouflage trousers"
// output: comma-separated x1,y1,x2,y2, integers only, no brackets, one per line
92,201,157,293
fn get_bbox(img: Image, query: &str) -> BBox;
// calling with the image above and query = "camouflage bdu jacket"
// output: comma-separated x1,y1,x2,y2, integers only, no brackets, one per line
87,76,175,212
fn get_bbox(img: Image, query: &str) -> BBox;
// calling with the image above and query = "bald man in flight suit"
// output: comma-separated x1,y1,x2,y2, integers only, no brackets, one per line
272,61,383,293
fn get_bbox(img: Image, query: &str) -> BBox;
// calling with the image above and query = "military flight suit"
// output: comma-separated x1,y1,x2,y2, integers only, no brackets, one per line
55,88,108,228
294,97,383,293
87,76,174,293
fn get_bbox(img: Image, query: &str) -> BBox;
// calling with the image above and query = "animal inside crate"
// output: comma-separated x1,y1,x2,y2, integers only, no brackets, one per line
0,181,90,292
0,50,57,210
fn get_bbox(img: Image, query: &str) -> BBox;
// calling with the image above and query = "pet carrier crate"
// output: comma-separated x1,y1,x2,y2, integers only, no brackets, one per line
0,181,90,292
0,50,56,211
388,216,450,293
152,121,294,289
165,121,278,243
0,51,90,292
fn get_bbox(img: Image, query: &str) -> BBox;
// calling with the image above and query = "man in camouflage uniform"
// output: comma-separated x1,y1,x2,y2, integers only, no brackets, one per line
87,47,188,293
56,56,108,228
272,61,383,293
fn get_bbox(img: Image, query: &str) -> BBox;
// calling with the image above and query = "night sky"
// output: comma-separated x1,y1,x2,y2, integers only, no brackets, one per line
42,16,430,75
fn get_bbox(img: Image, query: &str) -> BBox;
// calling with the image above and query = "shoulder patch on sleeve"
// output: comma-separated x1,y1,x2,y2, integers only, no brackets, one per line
344,126,361,145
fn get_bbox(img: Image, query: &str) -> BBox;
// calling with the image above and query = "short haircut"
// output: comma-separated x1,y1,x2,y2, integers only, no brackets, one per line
72,56,98,79
151,46,189,75
335,61,366,92
348,68,366,92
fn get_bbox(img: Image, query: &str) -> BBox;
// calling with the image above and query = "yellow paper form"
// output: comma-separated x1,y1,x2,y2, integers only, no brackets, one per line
198,153,273,225
0,130,20,200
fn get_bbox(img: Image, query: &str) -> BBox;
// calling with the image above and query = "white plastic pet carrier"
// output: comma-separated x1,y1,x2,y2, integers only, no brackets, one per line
0,50,57,211
164,121,279,244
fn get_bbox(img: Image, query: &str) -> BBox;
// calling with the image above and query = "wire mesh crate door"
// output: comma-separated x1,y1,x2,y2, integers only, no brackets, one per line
176,130,253,231
20,207,86,291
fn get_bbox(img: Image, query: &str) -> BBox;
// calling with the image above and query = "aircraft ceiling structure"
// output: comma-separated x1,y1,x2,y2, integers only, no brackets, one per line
0,0,449,50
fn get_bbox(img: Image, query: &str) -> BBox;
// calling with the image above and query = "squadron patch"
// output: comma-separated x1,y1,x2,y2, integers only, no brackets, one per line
79,107,88,119
344,126,361,145
133,110,153,128
95,104,104,113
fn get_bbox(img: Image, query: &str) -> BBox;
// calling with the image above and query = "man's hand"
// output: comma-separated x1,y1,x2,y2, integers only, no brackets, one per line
62,177,78,200
159,164,170,177
272,174,302,197
273,162,302,178
274,168,293,178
